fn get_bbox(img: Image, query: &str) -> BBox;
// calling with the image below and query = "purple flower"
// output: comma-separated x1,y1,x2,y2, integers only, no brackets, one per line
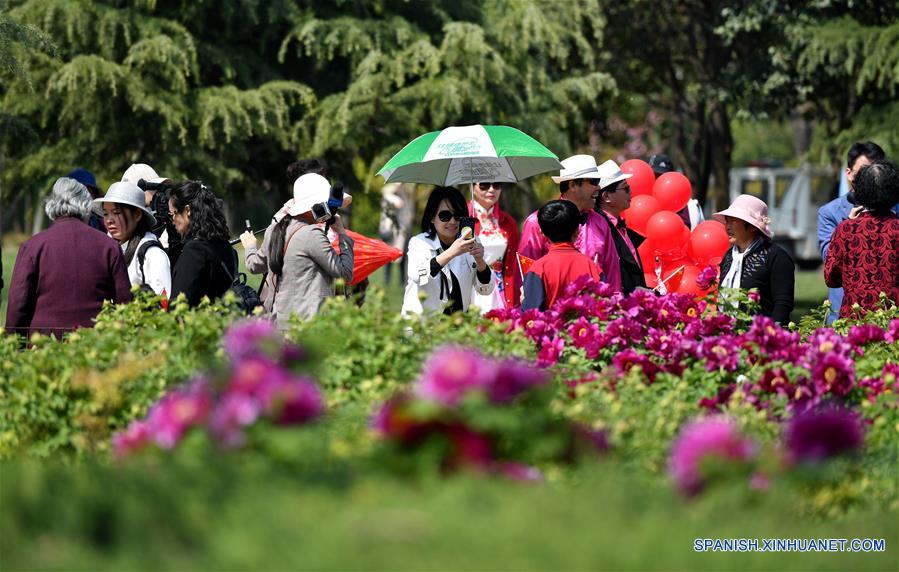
697,335,741,372
259,377,325,425
847,324,886,347
208,392,261,448
488,358,548,404
696,265,718,290
669,417,757,496
415,346,495,406
786,407,864,463
536,335,565,367
223,319,282,361
495,462,544,482
111,420,151,459
811,352,855,397
145,379,213,449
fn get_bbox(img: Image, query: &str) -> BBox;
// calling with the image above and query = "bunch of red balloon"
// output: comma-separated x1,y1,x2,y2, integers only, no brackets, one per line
619,159,730,298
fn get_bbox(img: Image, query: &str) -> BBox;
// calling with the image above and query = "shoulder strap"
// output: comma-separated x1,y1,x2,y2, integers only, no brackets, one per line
137,239,163,279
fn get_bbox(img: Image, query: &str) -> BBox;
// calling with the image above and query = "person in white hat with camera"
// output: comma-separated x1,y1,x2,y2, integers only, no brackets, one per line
241,173,354,326
93,181,171,297
519,155,614,277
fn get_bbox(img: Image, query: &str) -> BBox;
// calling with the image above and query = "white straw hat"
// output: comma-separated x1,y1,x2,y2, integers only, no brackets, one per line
93,181,157,227
596,159,633,190
551,155,603,183
121,163,167,185
287,173,331,216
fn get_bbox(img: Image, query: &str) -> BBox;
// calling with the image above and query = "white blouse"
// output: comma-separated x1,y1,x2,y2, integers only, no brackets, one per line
120,231,172,296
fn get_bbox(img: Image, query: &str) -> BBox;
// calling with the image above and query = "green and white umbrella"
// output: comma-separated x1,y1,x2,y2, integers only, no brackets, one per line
377,125,562,185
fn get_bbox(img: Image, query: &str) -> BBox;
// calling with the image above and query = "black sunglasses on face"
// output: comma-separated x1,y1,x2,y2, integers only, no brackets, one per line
437,210,465,222
477,182,503,190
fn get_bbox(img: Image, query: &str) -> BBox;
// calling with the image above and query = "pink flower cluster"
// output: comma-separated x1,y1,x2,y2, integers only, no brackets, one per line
669,417,757,496
487,277,899,416
113,319,323,458
373,346,607,478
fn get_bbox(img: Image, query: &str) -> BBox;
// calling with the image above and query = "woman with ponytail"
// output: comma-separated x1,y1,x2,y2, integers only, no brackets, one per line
95,182,171,296
240,173,354,326
168,182,236,306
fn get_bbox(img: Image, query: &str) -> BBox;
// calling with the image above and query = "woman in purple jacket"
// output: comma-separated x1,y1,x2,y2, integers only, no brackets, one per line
5,178,133,337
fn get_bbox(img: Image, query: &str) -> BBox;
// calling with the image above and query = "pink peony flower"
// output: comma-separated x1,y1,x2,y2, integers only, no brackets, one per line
885,319,899,343
536,335,565,367
227,356,292,398
145,379,213,449
223,319,282,362
786,407,863,463
260,377,325,425
696,265,718,290
415,346,495,406
811,352,855,397
208,392,261,448
847,324,886,347
669,417,757,496
488,358,548,404
111,420,151,459
567,317,600,350
612,348,659,382
697,335,741,372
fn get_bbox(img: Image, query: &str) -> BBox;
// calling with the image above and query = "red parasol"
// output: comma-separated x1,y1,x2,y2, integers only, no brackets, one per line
332,230,403,286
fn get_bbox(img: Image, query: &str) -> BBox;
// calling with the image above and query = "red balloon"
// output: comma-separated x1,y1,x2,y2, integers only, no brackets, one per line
620,159,655,196
622,195,660,236
659,259,685,293
637,238,658,271
652,172,692,212
645,210,687,252
688,220,731,266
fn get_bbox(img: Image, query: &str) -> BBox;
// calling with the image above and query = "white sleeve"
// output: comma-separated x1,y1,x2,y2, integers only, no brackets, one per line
406,236,437,287
142,247,172,296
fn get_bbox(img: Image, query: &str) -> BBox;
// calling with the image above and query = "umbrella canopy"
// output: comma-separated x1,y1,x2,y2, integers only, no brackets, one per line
377,125,562,185
331,230,403,286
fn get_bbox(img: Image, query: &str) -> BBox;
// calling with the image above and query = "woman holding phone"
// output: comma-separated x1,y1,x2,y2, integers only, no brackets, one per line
401,186,494,316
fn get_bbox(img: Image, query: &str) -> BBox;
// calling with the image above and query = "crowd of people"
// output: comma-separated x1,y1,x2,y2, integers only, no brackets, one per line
3,141,898,338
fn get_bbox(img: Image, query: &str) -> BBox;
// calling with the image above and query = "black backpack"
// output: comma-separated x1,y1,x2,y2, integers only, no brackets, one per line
219,249,262,315
137,240,165,294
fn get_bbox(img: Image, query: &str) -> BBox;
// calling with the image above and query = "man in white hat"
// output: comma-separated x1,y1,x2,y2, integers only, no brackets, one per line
121,163,182,264
519,155,614,280
593,159,646,294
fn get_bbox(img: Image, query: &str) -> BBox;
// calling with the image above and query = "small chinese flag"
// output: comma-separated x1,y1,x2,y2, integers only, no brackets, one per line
160,288,169,311
517,253,536,279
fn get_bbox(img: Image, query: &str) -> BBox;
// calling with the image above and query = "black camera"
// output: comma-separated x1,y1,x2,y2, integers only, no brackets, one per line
138,178,184,265
310,182,346,225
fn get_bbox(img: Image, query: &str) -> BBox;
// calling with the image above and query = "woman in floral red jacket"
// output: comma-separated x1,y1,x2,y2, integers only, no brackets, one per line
825,159,899,318
468,181,521,312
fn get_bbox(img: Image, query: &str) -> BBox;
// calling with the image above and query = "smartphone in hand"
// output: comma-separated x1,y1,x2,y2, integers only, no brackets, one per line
458,216,477,239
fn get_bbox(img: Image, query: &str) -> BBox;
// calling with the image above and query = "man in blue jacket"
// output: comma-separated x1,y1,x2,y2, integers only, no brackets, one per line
817,141,894,324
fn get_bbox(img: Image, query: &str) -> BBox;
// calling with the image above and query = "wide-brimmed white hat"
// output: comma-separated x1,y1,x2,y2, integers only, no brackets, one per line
287,173,331,216
121,163,167,185
596,159,633,190
92,181,157,227
551,154,603,183
713,194,773,238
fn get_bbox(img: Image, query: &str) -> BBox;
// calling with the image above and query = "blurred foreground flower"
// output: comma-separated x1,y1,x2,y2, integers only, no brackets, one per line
669,417,757,496
785,407,863,464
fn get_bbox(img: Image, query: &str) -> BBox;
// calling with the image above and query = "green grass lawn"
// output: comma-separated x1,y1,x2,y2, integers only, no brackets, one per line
0,239,827,327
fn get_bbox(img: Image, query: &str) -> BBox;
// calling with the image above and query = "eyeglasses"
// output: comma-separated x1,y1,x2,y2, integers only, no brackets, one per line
168,210,179,218
607,183,631,193
477,182,503,190
436,210,465,222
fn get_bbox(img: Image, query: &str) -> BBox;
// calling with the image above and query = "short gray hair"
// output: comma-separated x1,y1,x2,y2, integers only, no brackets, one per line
44,177,92,221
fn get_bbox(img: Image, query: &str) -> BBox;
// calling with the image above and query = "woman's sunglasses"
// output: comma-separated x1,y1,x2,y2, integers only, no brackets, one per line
436,210,466,222
477,182,503,190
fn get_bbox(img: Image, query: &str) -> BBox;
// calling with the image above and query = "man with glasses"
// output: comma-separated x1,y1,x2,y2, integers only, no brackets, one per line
594,159,647,295
519,155,616,286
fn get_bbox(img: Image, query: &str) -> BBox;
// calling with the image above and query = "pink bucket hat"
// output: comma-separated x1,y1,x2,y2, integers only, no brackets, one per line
713,194,773,238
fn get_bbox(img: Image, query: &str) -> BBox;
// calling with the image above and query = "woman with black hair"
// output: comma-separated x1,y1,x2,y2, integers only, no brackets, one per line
168,182,236,306
825,159,899,318
241,173,354,325
95,182,171,296
401,186,493,316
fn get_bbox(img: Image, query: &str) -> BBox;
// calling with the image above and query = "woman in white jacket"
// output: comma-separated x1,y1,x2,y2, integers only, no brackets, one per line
402,186,494,316
94,182,171,296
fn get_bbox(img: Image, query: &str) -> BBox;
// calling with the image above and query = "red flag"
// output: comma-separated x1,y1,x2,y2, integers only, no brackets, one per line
517,253,536,280
332,230,403,286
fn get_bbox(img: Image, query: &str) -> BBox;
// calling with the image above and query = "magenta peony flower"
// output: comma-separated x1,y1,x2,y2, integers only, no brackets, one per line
488,358,548,404
208,392,261,448
223,319,282,361
886,319,899,343
415,346,495,406
698,383,736,412
757,367,793,396
747,290,761,303
612,348,659,382
536,335,565,367
811,352,855,397
697,335,741,372
567,317,600,350
847,324,886,347
446,425,493,470
696,265,718,290
668,417,757,496
786,407,864,463
111,420,151,459
260,377,325,425
882,362,899,389
227,356,292,398
145,379,213,449
495,462,544,482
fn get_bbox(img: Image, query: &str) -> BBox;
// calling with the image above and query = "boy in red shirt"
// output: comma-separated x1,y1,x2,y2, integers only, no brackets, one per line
522,200,603,311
